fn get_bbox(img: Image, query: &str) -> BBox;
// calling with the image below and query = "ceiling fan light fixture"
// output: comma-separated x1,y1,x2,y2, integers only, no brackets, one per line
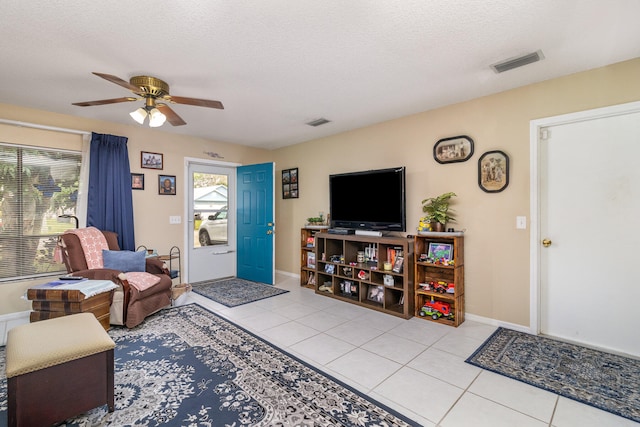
148,108,166,128
73,72,223,127
130,107,147,124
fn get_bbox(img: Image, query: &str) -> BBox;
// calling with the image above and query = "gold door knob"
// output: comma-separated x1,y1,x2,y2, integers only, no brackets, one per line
266,230,273,235
542,238,552,247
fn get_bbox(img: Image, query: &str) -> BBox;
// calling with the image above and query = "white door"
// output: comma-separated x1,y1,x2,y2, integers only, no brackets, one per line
534,102,640,356
187,161,237,283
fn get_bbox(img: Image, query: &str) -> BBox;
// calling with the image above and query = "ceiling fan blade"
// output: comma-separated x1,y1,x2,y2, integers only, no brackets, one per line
157,103,187,126
92,72,141,92
72,97,137,107
168,95,224,109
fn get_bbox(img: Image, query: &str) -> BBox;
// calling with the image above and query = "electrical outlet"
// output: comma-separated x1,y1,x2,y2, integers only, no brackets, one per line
169,216,181,224
516,216,527,229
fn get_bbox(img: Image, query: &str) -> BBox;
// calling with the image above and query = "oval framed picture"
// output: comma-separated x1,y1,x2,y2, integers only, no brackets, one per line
478,150,509,193
433,135,474,164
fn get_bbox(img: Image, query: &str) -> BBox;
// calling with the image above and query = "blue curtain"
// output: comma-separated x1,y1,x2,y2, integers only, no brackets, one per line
86,132,135,250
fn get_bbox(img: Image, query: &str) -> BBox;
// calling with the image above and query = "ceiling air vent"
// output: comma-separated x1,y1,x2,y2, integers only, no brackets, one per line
491,50,544,74
306,118,331,127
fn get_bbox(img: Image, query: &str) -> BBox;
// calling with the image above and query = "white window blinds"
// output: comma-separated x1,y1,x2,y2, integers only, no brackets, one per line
0,143,82,281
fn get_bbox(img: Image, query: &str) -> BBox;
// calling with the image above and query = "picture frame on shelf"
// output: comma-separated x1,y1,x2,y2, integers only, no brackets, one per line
349,281,358,296
307,252,316,268
433,135,474,164
367,285,384,304
141,151,163,169
340,280,356,296
478,150,509,193
282,167,299,199
131,173,144,190
427,243,453,261
158,174,176,195
392,256,404,273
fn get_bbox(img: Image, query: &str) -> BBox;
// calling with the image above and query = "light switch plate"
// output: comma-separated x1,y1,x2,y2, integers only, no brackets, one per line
169,215,181,224
516,216,527,229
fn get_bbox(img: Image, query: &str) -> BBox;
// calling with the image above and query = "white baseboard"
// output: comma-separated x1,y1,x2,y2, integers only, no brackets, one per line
0,310,31,346
465,312,533,334
275,269,299,279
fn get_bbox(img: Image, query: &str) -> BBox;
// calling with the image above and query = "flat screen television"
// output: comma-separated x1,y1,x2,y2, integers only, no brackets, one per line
329,167,406,232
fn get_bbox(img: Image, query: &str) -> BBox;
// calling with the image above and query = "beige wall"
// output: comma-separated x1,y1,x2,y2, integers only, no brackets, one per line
2,58,639,323
272,57,640,327
0,104,270,314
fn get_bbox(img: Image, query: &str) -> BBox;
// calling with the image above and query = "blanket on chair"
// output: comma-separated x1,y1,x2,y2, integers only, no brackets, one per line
63,226,108,269
123,272,161,292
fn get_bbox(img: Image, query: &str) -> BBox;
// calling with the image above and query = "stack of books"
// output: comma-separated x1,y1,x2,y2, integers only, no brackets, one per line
27,279,118,330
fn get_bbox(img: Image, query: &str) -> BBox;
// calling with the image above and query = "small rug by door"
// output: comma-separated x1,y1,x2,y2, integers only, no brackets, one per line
0,304,419,426
466,327,640,423
191,277,289,307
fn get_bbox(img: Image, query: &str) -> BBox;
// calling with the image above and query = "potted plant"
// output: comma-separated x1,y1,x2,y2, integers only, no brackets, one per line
306,213,325,226
421,192,456,232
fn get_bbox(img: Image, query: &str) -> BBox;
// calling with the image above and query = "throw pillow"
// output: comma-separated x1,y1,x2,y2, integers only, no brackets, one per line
102,250,146,272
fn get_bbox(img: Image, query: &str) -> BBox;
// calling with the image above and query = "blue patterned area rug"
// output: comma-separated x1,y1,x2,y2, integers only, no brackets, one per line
191,277,289,307
0,304,419,426
466,327,640,423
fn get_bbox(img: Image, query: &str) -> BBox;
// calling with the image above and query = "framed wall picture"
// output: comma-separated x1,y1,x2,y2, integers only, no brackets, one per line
158,174,176,195
434,135,474,164
282,167,299,199
131,173,144,190
141,151,163,170
478,150,509,193
427,243,453,262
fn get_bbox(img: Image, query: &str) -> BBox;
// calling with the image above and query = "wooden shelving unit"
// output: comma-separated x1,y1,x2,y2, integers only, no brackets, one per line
300,227,327,289
414,232,464,327
312,232,414,319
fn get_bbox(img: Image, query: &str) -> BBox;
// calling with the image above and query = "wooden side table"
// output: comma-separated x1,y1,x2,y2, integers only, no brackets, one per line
27,280,117,330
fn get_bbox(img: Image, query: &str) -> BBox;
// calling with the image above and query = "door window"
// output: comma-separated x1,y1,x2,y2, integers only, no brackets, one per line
193,172,228,248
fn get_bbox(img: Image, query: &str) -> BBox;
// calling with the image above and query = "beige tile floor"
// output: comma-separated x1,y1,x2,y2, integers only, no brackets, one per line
181,273,639,427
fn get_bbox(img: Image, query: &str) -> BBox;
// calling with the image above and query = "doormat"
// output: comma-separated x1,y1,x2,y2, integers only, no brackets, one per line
191,277,289,307
466,327,640,423
0,304,419,426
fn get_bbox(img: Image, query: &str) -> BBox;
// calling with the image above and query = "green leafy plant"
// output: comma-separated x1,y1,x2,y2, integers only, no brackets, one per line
307,216,324,225
421,192,457,225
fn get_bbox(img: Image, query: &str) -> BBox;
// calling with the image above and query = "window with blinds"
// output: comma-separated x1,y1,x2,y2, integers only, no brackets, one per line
0,143,82,281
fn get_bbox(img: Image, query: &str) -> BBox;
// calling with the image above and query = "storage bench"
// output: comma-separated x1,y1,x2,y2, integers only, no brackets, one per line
5,313,116,426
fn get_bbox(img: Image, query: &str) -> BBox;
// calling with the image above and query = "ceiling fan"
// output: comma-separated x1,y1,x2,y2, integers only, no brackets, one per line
72,72,224,127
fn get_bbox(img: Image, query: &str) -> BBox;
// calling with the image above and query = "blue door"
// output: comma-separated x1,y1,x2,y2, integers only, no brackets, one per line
236,163,275,284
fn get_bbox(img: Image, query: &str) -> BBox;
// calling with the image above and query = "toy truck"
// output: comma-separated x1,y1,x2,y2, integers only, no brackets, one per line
419,299,453,320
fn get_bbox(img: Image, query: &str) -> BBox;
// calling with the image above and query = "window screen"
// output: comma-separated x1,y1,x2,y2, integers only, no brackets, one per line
0,143,82,281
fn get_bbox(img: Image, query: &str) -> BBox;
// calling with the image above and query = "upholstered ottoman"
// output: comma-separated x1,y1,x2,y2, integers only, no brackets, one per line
5,313,116,427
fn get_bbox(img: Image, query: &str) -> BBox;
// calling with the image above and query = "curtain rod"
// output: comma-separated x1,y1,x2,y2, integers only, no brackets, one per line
0,118,91,136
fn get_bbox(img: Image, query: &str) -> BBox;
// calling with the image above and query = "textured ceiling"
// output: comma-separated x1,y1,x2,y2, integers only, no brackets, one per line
1,1,639,149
